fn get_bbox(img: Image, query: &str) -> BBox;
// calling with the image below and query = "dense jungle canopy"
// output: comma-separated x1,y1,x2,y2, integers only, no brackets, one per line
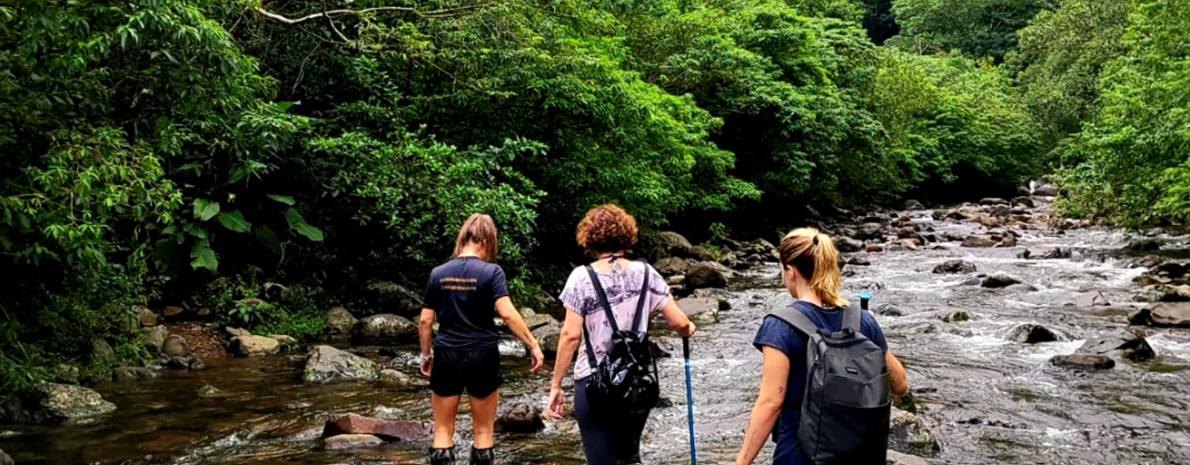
1,0,1186,390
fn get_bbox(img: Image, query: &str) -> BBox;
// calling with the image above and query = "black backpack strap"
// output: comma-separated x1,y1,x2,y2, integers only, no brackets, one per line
842,300,862,333
768,306,821,337
630,263,650,332
584,265,620,332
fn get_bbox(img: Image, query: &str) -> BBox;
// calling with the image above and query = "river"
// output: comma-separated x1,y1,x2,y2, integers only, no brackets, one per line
3,200,1190,465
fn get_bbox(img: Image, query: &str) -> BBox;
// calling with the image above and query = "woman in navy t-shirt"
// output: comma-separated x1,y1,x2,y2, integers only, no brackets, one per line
735,228,909,465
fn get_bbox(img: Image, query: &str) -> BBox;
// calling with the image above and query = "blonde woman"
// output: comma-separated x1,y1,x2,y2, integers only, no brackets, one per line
735,228,909,465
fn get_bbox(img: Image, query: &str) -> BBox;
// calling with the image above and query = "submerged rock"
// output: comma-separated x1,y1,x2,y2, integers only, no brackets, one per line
1069,291,1111,307
961,235,998,248
1125,238,1161,252
1008,324,1060,344
112,367,157,382
352,314,417,345
323,433,384,450
166,356,205,371
1129,302,1190,327
932,260,976,274
324,307,357,336
1077,330,1156,363
494,402,545,433
889,408,940,457
940,311,971,323
0,383,117,423
1017,248,1071,260
1050,354,1115,370
323,413,431,442
981,274,1022,289
304,346,379,383
379,369,413,385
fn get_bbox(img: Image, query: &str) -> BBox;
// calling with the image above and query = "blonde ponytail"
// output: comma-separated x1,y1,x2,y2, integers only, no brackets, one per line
777,228,849,308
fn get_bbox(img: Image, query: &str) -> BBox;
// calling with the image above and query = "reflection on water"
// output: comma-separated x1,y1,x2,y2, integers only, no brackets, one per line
4,203,1190,464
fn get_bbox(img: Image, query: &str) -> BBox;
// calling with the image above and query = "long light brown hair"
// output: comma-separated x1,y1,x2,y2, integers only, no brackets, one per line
453,214,499,263
777,227,848,308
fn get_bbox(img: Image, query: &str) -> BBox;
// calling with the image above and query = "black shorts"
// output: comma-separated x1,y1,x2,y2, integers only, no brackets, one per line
430,345,502,398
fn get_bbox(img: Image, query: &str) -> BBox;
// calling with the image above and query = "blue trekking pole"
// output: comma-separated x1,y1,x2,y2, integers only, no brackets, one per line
858,293,872,312
683,337,698,465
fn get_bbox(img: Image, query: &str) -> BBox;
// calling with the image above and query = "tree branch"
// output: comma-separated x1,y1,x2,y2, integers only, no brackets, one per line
253,4,490,25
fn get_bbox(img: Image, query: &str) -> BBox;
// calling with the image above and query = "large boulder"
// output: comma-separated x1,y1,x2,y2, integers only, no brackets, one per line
162,335,190,358
1008,324,1060,344
980,197,1009,206
1133,284,1190,303
366,281,423,315
0,383,117,423
1050,354,1115,370
323,434,384,450
1077,330,1155,363
961,235,998,248
1129,302,1190,327
685,261,730,289
533,323,562,358
325,307,358,336
323,413,431,442
932,260,975,274
91,339,115,361
889,408,940,457
652,257,691,277
144,325,169,354
304,345,380,383
232,335,281,357
658,231,694,258
856,223,885,241
134,305,159,327
676,297,719,325
835,236,864,253
494,402,546,433
352,314,417,345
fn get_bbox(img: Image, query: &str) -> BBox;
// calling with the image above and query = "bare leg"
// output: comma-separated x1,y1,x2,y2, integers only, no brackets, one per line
432,393,462,448
468,388,501,449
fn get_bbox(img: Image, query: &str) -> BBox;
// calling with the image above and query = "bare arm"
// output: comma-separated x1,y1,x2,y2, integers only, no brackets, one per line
496,296,544,373
550,310,584,390
887,351,909,396
659,297,696,337
736,346,790,465
418,308,435,357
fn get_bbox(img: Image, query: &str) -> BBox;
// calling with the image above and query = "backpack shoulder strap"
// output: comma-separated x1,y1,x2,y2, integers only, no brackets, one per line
584,265,619,332
842,300,862,333
630,262,650,332
768,305,821,337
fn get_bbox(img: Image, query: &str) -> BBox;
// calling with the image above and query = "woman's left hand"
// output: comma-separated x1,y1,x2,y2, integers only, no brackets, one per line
530,346,545,374
546,386,566,420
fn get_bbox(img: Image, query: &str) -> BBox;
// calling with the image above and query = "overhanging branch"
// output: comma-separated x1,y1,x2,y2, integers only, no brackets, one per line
253,3,490,25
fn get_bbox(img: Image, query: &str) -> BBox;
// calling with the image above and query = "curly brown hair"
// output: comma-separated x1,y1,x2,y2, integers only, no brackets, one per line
576,204,638,254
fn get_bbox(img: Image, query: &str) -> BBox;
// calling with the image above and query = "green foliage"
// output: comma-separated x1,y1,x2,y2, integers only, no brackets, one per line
891,0,1057,62
1058,0,1190,225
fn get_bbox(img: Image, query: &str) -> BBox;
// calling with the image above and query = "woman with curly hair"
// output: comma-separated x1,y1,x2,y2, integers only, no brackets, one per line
545,204,697,465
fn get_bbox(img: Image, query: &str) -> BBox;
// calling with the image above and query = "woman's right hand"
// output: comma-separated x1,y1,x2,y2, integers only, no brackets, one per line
677,320,697,338
546,385,566,420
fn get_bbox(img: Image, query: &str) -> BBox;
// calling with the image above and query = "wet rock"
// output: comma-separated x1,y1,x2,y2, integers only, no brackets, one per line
1018,248,1071,260
1033,183,1058,196
533,323,561,358
1008,324,1060,344
304,346,380,383
857,223,885,241
1133,255,1165,269
981,274,1022,289
226,326,252,338
1010,196,1034,208
268,334,298,347
232,335,281,357
932,209,966,222
887,450,929,465
323,413,431,442
324,307,357,336
1125,238,1161,252
494,402,545,433
379,369,414,385
980,197,1009,206
1077,330,1155,363
658,231,694,258
689,245,716,262
650,338,675,358
1129,302,1190,328
961,235,998,248
112,366,157,382
889,408,940,457
932,260,975,274
1003,283,1039,293
836,236,864,253
91,339,115,361
900,323,940,335
866,244,885,253
162,335,190,358
677,297,719,324
366,281,423,315
134,305,159,327
144,325,169,354
1133,284,1190,303
0,383,117,423
197,384,224,399
167,356,205,370
323,434,384,450
685,261,730,289
352,314,417,345
53,364,80,384
997,233,1017,247
903,199,925,210
876,304,906,317
847,256,871,266
1050,354,1115,370
940,311,971,323
653,257,691,277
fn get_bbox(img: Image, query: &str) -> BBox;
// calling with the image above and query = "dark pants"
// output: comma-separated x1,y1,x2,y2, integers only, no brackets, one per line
574,376,651,465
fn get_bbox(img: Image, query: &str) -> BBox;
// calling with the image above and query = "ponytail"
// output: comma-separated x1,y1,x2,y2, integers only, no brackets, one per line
777,228,849,308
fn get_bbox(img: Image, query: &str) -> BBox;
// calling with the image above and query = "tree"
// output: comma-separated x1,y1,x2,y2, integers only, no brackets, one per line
891,0,1057,62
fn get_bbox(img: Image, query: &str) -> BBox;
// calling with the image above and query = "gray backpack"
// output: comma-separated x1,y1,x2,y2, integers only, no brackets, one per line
768,302,891,465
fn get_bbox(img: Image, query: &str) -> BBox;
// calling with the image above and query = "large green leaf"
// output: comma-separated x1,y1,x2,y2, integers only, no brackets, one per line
189,239,218,272
193,198,221,221
255,224,282,255
218,210,252,233
284,208,325,242
267,194,296,205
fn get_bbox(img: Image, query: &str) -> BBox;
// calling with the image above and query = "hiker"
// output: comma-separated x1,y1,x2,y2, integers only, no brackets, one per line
419,214,546,465
545,204,697,465
735,228,909,465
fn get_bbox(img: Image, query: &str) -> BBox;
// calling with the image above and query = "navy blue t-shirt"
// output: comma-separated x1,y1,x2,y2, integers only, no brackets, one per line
752,301,889,465
424,256,509,349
